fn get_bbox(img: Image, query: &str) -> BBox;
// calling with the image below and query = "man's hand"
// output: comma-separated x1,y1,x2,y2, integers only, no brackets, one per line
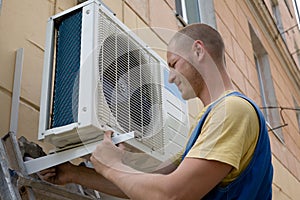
38,162,76,185
90,131,125,175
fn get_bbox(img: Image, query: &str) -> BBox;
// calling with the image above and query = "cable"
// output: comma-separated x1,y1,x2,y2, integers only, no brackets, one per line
260,106,300,131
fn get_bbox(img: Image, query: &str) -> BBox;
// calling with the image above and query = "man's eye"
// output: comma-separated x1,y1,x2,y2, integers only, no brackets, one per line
170,62,176,69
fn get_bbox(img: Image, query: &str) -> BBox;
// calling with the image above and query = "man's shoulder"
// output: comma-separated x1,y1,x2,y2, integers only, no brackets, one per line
214,95,256,113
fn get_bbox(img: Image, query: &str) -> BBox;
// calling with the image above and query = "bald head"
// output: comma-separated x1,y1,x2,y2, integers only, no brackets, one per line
168,23,225,67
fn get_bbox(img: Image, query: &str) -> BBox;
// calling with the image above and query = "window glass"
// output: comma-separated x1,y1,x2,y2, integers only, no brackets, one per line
175,0,201,24
185,0,200,24
250,24,285,143
293,97,300,133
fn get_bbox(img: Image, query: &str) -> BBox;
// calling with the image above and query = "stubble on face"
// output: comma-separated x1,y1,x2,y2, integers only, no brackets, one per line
167,50,200,100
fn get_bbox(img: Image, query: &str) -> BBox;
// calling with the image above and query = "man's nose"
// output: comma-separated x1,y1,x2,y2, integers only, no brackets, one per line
168,69,176,83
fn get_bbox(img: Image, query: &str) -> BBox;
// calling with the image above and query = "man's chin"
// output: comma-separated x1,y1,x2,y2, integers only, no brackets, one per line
181,93,196,100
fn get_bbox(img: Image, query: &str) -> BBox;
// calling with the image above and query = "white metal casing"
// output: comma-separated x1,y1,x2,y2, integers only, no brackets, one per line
39,0,189,162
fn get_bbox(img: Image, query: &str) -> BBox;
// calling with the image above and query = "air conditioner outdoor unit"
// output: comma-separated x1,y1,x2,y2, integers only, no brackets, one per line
38,0,189,162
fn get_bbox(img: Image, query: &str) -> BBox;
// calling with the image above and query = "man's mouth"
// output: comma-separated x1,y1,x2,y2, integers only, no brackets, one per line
176,82,182,91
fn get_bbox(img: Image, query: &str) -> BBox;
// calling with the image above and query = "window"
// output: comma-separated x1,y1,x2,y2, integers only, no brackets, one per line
293,97,300,132
297,51,300,67
271,0,286,41
297,109,300,132
296,44,300,67
284,0,294,18
175,0,201,24
292,0,300,30
0,0,2,14
250,25,285,143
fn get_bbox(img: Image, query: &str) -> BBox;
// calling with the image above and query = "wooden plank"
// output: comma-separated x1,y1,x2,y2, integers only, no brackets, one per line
18,176,94,200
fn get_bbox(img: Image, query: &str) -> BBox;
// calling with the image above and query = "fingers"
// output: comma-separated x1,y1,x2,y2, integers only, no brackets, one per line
104,130,114,142
103,131,128,149
39,168,56,176
41,172,56,181
117,142,126,150
38,168,56,181
90,155,99,165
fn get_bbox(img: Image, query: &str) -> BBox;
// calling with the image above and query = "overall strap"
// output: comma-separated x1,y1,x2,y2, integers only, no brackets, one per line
182,91,240,160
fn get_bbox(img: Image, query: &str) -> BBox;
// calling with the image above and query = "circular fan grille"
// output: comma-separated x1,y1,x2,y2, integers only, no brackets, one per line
98,33,163,139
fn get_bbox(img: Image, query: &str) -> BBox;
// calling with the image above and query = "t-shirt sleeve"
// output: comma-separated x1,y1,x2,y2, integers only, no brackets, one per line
186,96,259,170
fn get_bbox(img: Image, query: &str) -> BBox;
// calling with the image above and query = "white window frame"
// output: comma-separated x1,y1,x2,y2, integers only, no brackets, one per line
176,0,201,24
181,0,188,23
292,0,300,30
250,25,285,143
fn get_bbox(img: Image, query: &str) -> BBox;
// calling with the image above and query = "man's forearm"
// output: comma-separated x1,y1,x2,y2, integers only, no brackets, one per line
72,165,128,198
102,164,173,200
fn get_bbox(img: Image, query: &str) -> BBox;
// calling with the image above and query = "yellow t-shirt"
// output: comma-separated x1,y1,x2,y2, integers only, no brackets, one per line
186,91,259,185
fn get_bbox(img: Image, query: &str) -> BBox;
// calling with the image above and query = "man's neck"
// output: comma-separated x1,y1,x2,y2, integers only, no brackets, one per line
198,70,234,107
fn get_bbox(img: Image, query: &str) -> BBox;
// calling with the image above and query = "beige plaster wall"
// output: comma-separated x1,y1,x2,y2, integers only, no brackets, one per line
214,0,300,199
1,0,299,199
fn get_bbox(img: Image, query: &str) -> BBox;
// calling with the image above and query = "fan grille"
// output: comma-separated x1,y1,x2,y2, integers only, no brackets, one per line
97,10,164,152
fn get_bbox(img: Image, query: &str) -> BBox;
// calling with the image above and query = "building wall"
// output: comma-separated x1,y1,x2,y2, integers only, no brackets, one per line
0,0,299,199
214,0,300,199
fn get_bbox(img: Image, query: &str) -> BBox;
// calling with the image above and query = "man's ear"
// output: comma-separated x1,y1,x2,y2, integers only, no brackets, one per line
193,40,205,60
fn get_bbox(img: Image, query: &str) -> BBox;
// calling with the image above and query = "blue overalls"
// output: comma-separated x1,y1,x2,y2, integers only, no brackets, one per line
182,92,273,200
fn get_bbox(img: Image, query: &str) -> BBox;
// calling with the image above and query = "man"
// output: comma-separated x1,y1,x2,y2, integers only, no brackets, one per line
40,23,273,199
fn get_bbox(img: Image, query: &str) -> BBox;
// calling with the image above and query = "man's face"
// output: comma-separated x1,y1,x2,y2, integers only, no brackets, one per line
166,50,200,100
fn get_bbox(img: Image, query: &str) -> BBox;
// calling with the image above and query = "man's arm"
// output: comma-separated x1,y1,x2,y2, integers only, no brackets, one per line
39,146,179,198
152,156,179,174
91,131,232,200
39,162,128,198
